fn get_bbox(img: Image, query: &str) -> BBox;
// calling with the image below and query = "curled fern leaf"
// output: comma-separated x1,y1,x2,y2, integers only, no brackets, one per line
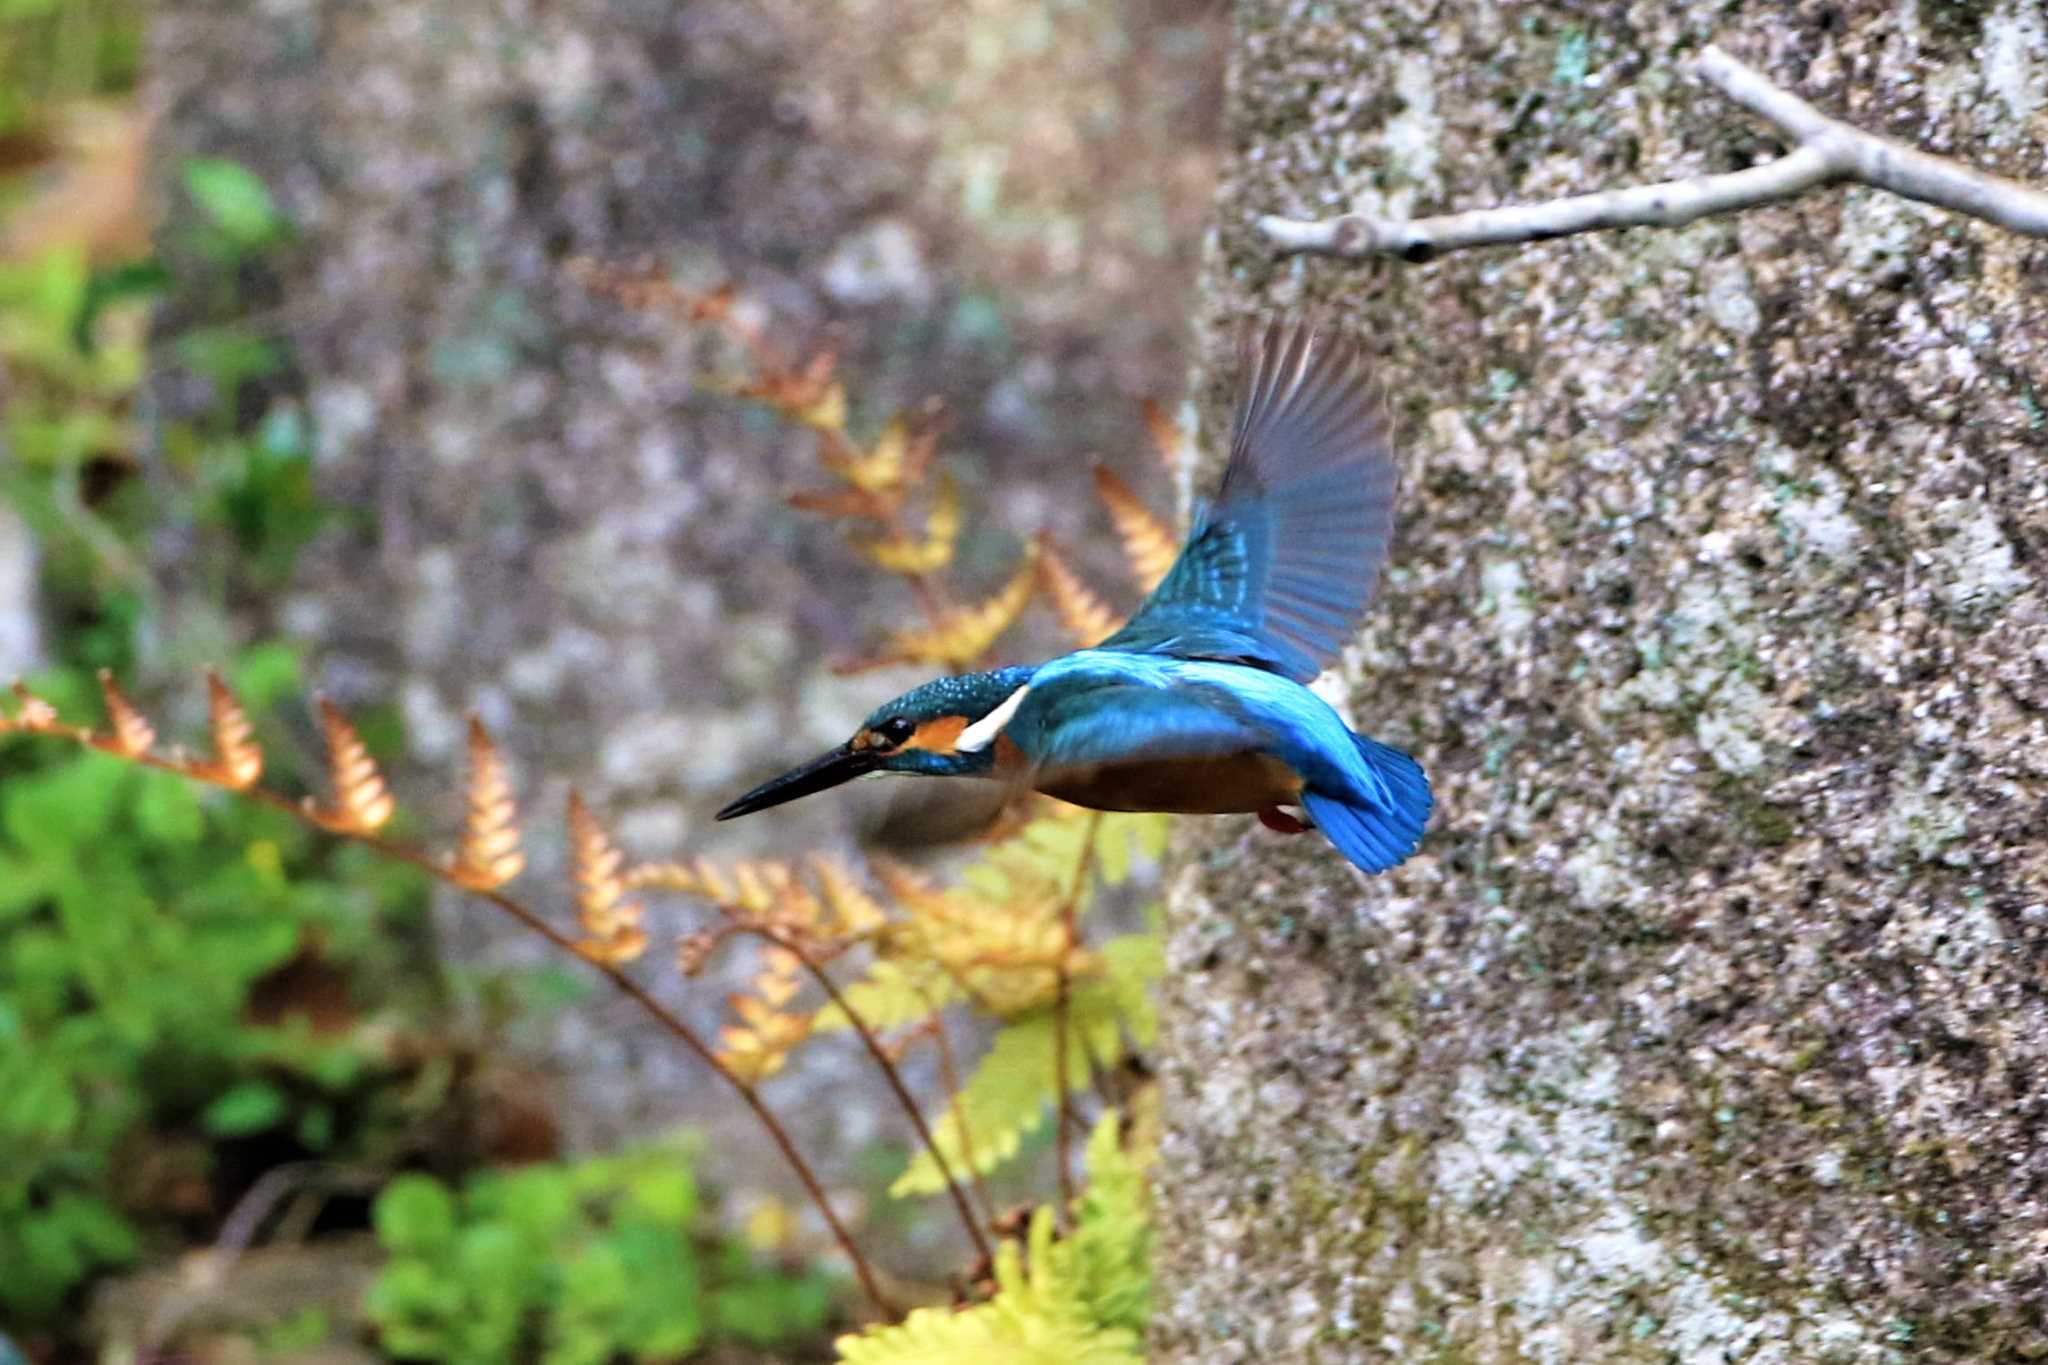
94,670,155,758
195,670,264,789
306,698,395,835
449,717,524,891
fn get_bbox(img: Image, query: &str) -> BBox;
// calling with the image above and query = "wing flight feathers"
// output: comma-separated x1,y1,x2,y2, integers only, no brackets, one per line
1100,321,1398,681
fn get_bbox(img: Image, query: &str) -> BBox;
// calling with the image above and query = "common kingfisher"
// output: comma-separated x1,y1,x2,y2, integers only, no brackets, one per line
717,321,1432,875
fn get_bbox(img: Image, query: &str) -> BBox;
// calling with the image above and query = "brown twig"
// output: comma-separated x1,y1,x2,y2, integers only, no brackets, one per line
755,927,994,1268
922,1006,997,1225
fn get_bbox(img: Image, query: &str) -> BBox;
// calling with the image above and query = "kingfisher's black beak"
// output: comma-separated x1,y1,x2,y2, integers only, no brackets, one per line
715,743,880,820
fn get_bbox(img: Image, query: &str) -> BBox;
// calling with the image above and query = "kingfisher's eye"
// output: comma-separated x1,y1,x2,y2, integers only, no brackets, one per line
876,716,915,747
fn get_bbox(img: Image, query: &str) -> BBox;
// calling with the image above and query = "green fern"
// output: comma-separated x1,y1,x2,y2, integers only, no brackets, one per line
1089,810,1171,887
835,1210,1138,1365
840,1111,1152,1364
891,932,1158,1198
812,958,960,1033
1067,1111,1153,1334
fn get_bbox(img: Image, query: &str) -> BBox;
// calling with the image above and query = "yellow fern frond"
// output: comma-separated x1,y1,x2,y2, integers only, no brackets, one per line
1035,537,1122,648
730,860,778,916
93,670,155,758
304,699,395,835
623,860,701,893
567,790,646,963
193,670,263,789
848,413,907,493
810,856,889,937
449,716,524,891
859,544,1039,670
855,473,959,574
717,996,810,1084
1090,810,1172,887
1092,466,1176,592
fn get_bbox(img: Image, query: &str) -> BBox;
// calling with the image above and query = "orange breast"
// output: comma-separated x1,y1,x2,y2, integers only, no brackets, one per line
1034,751,1303,814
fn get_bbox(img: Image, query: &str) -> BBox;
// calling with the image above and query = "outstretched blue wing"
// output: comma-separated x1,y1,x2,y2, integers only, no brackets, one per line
1098,322,1398,682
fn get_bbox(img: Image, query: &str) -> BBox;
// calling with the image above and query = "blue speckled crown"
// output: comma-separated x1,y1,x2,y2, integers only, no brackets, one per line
863,665,1037,729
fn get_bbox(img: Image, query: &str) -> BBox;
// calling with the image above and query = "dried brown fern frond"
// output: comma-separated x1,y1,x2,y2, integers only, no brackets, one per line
567,257,739,327
739,345,846,431
1140,397,1189,475
849,544,1040,672
852,472,961,575
190,670,264,790
449,716,525,892
1034,535,1122,648
305,698,395,835
1093,465,1178,592
3,682,64,735
93,670,155,758
566,790,647,964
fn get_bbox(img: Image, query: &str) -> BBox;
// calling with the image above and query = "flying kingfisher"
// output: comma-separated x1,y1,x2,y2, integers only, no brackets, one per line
717,321,1432,875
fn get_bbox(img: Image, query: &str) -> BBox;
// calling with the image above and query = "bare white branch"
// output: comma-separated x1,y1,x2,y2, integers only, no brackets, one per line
1259,44,2048,263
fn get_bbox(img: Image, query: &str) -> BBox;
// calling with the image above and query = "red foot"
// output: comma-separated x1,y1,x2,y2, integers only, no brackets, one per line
1257,805,1308,835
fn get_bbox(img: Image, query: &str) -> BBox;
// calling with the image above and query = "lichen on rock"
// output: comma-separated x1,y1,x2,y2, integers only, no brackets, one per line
1156,2,2048,1359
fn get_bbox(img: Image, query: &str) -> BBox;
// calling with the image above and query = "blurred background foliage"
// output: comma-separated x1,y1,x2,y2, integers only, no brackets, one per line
0,0,1217,1357
0,16,847,1362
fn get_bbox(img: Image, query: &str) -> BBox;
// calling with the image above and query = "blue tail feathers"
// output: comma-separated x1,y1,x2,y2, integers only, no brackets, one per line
1301,736,1432,874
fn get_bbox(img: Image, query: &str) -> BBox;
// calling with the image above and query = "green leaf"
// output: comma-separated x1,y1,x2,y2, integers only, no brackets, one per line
1097,932,1163,1047
891,986,1128,1198
231,640,302,712
622,1161,696,1226
133,770,206,845
492,1165,577,1242
374,1174,458,1256
2,754,129,851
181,158,282,249
1068,1112,1153,1334
173,327,282,391
202,1080,289,1136
813,957,958,1033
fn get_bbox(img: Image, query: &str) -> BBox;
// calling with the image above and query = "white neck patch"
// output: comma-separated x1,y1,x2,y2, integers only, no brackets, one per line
956,683,1031,753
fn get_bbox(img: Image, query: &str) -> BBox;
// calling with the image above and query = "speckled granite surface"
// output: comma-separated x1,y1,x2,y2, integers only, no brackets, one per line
1155,3,2048,1358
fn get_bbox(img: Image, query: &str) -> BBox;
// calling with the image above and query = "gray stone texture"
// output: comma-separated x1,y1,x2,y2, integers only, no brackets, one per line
1156,2,2048,1360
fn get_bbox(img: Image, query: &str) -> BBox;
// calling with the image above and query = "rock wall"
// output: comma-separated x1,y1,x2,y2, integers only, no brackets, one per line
1155,3,2048,1359
144,0,1220,1245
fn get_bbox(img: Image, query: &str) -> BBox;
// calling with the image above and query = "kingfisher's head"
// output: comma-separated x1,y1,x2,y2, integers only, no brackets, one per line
715,666,1036,820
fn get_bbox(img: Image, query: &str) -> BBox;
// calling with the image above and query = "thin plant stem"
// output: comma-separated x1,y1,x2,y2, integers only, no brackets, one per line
1051,811,1103,1225
756,928,994,1268
923,1004,997,1225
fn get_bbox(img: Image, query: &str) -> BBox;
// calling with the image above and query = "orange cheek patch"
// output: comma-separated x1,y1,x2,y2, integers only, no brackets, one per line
904,715,970,752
